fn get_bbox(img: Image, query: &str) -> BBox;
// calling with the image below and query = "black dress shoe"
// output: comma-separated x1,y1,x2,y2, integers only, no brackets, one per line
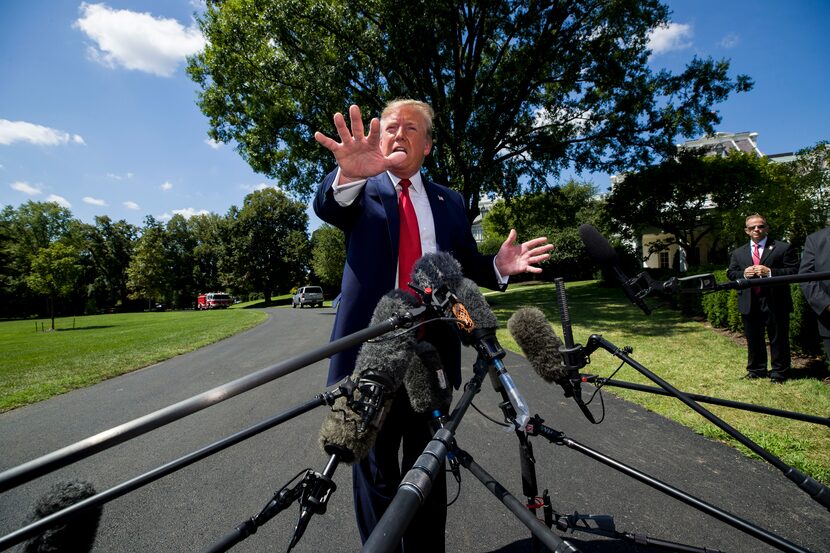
743,373,767,380
770,378,786,384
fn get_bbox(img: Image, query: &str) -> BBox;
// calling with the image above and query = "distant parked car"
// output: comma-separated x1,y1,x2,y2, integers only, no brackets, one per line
197,292,233,310
292,286,324,308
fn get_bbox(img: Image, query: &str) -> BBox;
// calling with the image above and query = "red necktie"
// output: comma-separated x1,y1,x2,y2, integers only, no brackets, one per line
397,179,421,292
752,243,761,295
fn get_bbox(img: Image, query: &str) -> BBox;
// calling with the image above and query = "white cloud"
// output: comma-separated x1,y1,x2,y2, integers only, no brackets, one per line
158,207,209,221
160,181,173,191
83,196,107,206
0,119,86,146
74,2,206,77
107,171,134,180
123,200,140,210
47,194,72,208
648,22,693,55
720,33,739,48
240,182,275,193
10,181,42,195
205,138,223,149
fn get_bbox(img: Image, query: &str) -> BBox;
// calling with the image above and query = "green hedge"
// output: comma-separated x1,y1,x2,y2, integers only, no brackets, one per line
695,268,823,357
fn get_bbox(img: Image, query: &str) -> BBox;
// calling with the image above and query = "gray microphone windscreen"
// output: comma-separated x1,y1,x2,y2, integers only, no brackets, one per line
24,480,101,553
353,289,420,389
319,396,389,463
507,307,567,382
405,341,453,414
411,252,464,291
452,277,499,331
319,289,419,462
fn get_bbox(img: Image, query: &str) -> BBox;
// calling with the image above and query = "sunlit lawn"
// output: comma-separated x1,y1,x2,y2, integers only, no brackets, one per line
490,280,830,484
0,309,266,412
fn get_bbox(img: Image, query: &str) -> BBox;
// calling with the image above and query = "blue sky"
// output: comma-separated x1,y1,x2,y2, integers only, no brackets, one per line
1,1,828,231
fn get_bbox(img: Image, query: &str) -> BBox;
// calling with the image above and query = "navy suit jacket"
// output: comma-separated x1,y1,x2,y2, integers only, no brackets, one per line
727,238,799,315
313,169,501,386
800,227,830,337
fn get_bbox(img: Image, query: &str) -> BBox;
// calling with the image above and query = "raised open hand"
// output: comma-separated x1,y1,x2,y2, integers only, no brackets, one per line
314,105,405,182
494,229,554,276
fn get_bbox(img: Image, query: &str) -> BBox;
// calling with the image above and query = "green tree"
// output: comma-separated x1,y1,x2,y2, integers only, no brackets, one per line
224,188,309,302
81,216,137,310
0,201,77,317
606,151,785,266
311,224,346,286
781,141,830,245
190,212,230,294
165,214,198,308
188,0,751,219
126,217,172,308
25,241,82,330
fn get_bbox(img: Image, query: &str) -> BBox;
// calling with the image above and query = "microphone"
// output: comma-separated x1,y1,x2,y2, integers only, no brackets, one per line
319,289,421,462
578,224,652,315
405,341,452,416
410,251,464,292
23,480,101,553
445,277,532,430
507,307,571,394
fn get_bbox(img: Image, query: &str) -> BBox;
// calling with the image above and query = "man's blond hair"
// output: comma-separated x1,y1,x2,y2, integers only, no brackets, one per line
381,99,434,141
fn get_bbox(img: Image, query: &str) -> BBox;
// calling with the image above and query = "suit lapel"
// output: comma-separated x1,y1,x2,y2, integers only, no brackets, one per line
760,239,775,264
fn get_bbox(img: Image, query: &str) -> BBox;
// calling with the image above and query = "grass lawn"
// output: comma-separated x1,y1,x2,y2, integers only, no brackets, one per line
0,308,266,412
489,280,830,485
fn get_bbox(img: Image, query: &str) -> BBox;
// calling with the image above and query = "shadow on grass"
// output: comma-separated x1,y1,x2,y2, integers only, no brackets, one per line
487,281,698,338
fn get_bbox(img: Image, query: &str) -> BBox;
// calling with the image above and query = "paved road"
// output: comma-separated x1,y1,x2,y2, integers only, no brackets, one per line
1,306,828,553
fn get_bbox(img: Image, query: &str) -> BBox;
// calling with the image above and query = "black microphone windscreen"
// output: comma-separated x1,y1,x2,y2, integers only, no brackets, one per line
411,252,464,290
507,307,567,382
406,341,452,414
579,224,618,267
452,277,499,331
319,396,388,463
353,289,420,390
24,480,101,553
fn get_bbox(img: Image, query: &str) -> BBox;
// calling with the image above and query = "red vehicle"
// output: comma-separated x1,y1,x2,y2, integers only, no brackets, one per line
197,292,233,310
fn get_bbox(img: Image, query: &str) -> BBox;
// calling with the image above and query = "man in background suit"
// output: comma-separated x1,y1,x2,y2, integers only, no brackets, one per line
799,226,830,363
727,214,799,382
313,100,552,551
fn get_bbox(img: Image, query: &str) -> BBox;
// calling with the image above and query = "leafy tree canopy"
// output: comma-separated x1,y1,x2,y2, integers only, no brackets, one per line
188,0,751,220
311,224,346,286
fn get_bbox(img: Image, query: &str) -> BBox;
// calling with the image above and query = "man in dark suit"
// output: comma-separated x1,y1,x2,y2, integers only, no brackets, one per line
727,214,799,382
799,226,830,363
313,101,552,551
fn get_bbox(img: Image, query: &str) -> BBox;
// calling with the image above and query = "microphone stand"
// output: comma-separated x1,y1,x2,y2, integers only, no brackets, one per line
582,375,830,427
0,306,426,493
525,414,812,553
360,355,491,553
204,454,340,553
0,385,350,552
552,279,830,512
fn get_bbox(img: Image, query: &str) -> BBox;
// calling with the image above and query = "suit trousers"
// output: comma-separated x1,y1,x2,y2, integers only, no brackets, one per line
352,387,447,553
742,295,790,379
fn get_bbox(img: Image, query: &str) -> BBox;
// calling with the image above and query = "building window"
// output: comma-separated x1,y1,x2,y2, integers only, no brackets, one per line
659,251,670,269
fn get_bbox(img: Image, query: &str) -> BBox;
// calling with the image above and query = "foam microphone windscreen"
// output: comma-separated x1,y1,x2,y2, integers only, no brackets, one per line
411,252,464,291
579,224,618,266
24,480,101,553
451,277,499,332
319,289,419,462
319,396,390,463
507,307,567,382
405,341,453,414
352,289,421,388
